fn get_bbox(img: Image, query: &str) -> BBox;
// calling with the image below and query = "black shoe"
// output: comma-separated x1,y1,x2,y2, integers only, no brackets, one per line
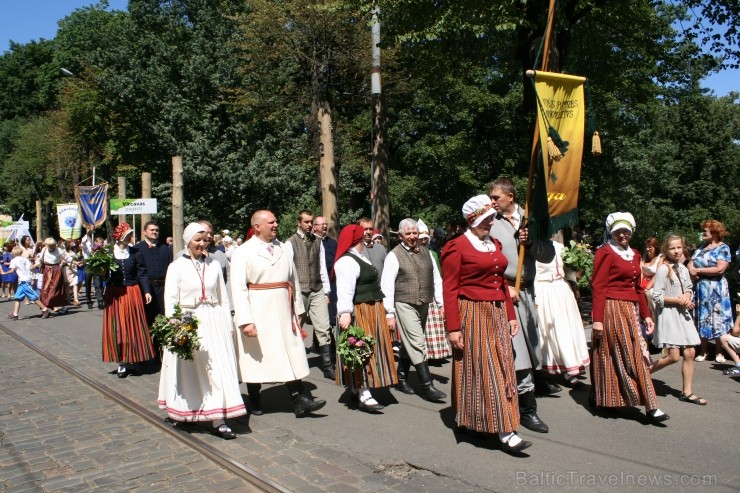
519,391,549,433
647,409,670,424
535,381,562,396
500,437,533,454
395,380,416,395
58,306,69,315
212,424,236,440
395,359,416,394
293,394,326,417
415,362,447,402
117,366,128,378
357,399,384,413
87,303,94,309
98,303,104,310
318,345,336,380
246,383,263,415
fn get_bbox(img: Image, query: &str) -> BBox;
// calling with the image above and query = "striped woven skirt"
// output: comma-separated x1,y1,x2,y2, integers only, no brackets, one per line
453,299,518,434
591,299,658,409
40,264,67,308
424,302,452,359
102,285,156,364
336,300,398,389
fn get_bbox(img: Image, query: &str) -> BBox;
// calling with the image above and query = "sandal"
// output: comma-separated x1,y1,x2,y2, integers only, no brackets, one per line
678,393,707,405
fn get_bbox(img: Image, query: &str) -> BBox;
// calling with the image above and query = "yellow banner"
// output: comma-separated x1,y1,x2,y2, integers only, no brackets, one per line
534,71,586,221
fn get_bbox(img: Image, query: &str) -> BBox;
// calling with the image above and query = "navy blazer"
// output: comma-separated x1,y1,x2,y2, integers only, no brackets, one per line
134,240,173,280
108,246,150,295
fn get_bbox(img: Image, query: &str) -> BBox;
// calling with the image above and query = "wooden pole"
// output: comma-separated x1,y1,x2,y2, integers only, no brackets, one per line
172,156,184,254
117,176,127,226
318,105,339,238
141,172,152,233
515,0,557,291
370,5,390,247
35,200,42,242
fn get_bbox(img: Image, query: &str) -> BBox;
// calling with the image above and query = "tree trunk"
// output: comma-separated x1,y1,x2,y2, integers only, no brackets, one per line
318,104,339,238
141,172,152,233
117,176,127,226
371,92,390,248
172,156,184,254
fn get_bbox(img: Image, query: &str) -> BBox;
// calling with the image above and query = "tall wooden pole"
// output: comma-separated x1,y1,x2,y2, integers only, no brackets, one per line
370,4,390,247
318,105,339,238
172,156,184,254
515,0,557,291
35,200,42,242
117,176,127,226
141,172,152,232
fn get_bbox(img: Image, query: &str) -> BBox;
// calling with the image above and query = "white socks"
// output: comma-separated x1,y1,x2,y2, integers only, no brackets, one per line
359,388,379,406
498,432,523,447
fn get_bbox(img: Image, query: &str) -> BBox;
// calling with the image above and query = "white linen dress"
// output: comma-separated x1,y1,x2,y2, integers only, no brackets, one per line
157,254,247,422
534,241,590,376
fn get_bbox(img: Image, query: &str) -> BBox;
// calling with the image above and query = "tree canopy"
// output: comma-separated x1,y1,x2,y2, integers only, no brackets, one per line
0,0,737,250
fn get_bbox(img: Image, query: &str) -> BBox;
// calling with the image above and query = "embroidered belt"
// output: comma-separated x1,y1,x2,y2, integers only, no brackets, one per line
247,282,307,338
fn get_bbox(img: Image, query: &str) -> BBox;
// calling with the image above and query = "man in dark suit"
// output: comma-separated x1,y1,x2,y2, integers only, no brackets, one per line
312,215,338,372
134,221,172,328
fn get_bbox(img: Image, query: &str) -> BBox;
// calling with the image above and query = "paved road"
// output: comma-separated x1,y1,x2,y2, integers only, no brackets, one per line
1,300,738,492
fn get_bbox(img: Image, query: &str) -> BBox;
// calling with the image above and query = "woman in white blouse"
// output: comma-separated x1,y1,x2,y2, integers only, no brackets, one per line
38,238,69,314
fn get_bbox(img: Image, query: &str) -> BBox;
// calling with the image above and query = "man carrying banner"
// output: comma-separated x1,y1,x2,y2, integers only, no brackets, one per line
488,177,556,434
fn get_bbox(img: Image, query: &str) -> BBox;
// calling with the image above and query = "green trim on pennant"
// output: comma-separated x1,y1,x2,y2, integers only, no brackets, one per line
549,209,580,236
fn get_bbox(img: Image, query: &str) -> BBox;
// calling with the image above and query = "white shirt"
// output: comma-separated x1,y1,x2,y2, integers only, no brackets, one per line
283,229,331,294
380,245,443,316
9,256,33,282
334,249,370,316
42,248,62,265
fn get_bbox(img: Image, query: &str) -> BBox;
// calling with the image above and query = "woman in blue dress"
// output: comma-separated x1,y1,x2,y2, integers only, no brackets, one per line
2,242,18,299
688,219,733,362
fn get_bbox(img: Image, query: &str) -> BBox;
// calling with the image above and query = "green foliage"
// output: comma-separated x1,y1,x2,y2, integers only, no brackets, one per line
561,240,594,287
83,245,119,276
337,325,375,371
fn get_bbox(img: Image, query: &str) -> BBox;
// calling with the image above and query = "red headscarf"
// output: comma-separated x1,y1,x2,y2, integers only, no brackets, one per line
333,224,364,278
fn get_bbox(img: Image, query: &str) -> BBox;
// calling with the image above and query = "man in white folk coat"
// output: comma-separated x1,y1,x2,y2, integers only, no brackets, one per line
231,210,326,417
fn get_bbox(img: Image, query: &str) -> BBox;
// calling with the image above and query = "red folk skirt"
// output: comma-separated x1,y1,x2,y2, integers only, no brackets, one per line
102,285,156,364
40,264,67,308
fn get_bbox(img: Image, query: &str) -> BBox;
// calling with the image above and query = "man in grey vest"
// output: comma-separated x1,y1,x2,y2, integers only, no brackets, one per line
488,178,557,434
381,218,446,402
358,217,386,274
285,210,335,380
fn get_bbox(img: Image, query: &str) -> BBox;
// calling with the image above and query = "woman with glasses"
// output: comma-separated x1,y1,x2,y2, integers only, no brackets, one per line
590,213,669,424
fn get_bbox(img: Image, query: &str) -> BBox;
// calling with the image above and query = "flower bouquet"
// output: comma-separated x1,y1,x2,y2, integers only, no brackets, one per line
83,245,118,276
337,326,375,371
561,240,594,287
150,304,201,360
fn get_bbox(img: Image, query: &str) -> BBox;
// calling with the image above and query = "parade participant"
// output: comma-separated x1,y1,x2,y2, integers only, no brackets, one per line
2,242,18,299
590,212,668,424
223,236,235,260
313,215,338,328
488,178,555,434
285,210,335,380
641,237,662,289
60,240,80,305
38,238,69,315
102,223,155,378
534,238,590,385
358,218,386,274
372,230,384,245
2,246,49,320
442,194,530,453
231,210,326,418
157,223,247,439
135,221,172,328
81,234,105,309
688,219,732,363
650,235,705,405
20,235,35,259
381,218,446,401
418,219,451,361
334,224,398,412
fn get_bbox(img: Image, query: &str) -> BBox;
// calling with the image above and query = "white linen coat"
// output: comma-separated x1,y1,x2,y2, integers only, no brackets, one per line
230,236,309,383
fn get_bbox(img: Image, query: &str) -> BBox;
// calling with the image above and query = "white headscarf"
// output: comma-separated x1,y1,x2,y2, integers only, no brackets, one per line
183,222,206,246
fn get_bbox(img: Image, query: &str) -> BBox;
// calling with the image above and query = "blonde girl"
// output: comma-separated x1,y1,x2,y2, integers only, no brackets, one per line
650,235,706,405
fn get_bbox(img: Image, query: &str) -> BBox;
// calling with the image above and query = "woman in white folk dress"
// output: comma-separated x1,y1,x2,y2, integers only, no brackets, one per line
534,239,590,385
157,222,247,439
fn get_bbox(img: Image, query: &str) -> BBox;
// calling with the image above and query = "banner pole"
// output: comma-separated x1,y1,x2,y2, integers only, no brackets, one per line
515,0,557,291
